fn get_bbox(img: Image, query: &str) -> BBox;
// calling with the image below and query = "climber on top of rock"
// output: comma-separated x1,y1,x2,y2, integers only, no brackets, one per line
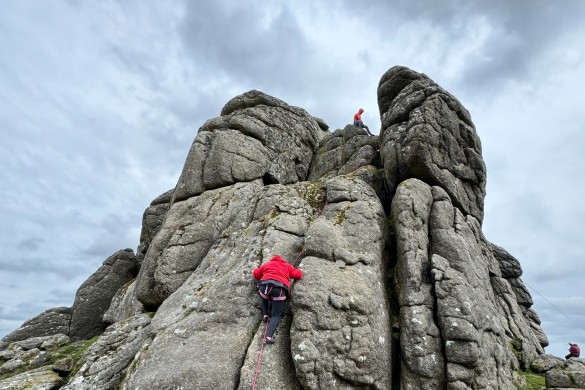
353,107,372,136
566,342,580,359
253,254,303,344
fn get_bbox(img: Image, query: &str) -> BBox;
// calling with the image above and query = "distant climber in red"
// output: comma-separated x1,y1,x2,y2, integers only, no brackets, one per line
566,342,580,359
354,108,372,136
253,254,303,344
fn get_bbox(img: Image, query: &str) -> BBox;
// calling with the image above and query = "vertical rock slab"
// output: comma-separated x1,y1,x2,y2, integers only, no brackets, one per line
135,180,264,308
378,66,486,222
69,249,137,341
290,176,392,389
392,179,544,389
125,183,318,389
390,179,444,390
103,280,144,324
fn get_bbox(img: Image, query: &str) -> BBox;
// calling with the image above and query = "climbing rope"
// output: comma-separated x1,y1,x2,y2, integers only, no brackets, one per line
251,319,269,390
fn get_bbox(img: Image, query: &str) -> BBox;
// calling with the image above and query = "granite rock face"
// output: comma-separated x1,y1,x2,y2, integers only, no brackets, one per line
69,249,138,341
378,66,486,222
2,68,558,389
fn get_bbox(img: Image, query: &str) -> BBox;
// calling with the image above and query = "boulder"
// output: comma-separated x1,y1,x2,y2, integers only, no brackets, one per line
0,366,63,390
1,307,71,347
172,90,327,202
69,249,138,341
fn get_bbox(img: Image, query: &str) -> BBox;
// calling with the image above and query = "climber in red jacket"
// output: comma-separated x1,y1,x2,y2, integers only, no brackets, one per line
253,254,303,344
566,342,580,359
353,108,372,136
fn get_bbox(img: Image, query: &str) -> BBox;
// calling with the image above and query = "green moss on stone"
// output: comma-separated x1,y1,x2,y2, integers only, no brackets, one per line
514,370,546,390
304,182,326,212
335,208,347,225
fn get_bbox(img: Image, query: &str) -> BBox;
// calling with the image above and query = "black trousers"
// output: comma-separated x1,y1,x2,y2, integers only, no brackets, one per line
258,284,288,338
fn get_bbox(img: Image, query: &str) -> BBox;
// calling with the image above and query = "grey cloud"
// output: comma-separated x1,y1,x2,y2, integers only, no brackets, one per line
17,237,44,252
0,256,88,278
179,1,319,93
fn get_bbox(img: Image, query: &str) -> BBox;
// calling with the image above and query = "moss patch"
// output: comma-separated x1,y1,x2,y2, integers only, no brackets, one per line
514,370,546,390
334,208,347,225
304,182,326,213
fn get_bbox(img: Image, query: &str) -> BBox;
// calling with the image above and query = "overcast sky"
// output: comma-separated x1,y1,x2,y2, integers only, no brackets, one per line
1,0,584,358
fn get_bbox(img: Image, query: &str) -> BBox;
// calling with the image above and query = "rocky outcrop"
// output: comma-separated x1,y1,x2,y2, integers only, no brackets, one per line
62,314,151,390
69,249,138,341
0,366,64,390
172,90,327,202
2,67,560,389
0,308,71,347
378,66,486,222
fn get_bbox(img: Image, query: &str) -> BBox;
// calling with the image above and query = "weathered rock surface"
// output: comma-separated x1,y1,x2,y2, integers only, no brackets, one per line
69,249,138,341
103,280,145,324
290,177,392,389
378,66,486,222
390,179,544,389
172,90,327,202
62,314,151,390
136,189,173,268
1,308,71,347
0,366,63,390
3,65,560,389
308,125,379,181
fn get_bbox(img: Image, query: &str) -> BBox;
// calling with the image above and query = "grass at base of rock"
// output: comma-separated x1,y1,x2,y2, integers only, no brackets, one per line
514,370,546,390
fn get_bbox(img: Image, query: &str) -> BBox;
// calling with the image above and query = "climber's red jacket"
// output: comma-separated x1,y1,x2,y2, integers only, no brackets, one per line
353,109,363,123
253,255,302,289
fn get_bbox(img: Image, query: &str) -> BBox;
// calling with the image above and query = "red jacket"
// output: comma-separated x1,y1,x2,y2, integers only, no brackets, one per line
353,108,364,123
253,255,302,288
569,343,580,357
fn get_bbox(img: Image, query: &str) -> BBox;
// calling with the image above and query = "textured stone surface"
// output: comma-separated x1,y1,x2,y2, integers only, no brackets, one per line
290,177,392,389
172,90,327,202
103,280,145,324
62,314,151,390
136,189,173,268
391,179,543,389
531,354,566,373
135,180,265,308
308,125,379,181
378,65,486,222
69,249,138,341
0,366,63,390
1,307,71,347
125,181,319,389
